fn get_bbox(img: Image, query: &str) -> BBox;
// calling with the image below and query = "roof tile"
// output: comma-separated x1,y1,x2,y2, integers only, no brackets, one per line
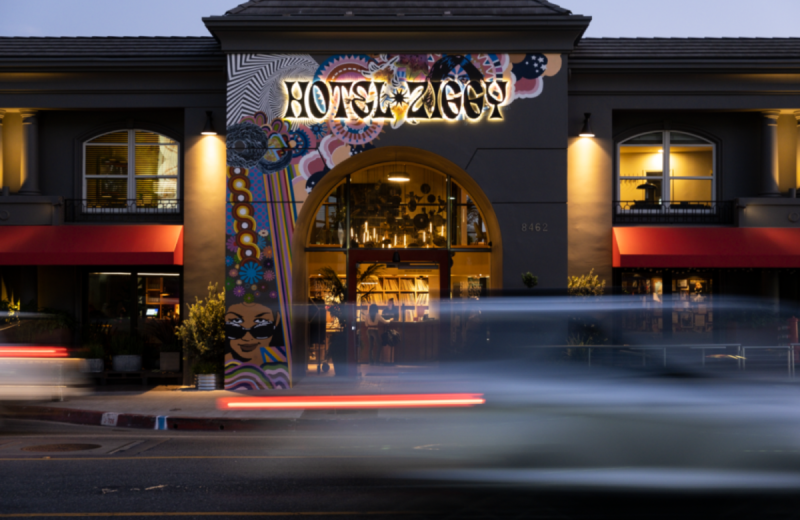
225,0,573,17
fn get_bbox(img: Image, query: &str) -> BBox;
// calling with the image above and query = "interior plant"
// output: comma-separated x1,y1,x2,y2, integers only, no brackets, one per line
318,263,385,320
175,284,225,380
317,263,384,377
521,272,539,289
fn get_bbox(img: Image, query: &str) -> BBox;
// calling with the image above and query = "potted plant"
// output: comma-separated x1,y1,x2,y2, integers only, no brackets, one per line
82,341,105,373
193,359,222,390
110,334,144,372
175,284,225,390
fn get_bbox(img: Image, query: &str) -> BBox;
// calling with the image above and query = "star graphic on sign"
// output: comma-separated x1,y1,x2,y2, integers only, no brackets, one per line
390,88,408,108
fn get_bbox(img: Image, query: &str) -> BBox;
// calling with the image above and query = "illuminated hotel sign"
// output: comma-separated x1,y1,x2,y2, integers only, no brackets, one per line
283,79,510,123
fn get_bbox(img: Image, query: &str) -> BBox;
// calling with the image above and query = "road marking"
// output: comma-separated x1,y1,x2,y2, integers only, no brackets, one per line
0,455,367,461
0,512,423,517
107,441,144,455
100,413,119,427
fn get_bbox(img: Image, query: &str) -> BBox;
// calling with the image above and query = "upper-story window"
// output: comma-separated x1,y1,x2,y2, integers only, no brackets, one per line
83,130,179,210
618,131,715,207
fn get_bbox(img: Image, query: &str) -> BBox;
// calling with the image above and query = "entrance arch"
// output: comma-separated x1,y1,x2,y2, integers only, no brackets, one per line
291,146,503,376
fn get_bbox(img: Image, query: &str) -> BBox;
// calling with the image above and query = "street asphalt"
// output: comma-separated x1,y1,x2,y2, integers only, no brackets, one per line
2,419,800,519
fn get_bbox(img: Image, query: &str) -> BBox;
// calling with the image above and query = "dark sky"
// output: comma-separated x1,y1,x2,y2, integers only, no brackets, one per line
0,0,798,38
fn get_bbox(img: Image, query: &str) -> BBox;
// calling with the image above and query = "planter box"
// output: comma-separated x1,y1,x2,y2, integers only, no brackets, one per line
160,352,181,372
195,373,220,391
82,358,104,373
112,355,142,372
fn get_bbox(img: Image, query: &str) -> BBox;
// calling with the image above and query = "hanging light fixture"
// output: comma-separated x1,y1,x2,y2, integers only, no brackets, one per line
387,158,410,182
579,113,595,138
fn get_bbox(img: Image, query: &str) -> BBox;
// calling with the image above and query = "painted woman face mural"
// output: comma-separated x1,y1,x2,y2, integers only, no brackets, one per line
225,302,280,363
224,301,289,390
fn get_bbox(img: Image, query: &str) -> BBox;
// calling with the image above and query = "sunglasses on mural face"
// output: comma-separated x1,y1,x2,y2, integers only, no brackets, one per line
226,322,275,341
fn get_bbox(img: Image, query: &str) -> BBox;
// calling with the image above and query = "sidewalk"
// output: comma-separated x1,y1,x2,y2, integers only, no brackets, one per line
1,368,463,431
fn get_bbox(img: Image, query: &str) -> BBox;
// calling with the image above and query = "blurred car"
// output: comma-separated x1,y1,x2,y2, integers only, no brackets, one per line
0,345,88,402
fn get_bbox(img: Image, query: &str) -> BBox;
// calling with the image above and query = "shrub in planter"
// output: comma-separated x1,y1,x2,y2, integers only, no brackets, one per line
175,284,225,387
193,360,222,390
110,334,144,372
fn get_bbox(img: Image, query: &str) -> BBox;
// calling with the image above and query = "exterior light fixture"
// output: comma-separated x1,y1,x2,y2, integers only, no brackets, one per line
201,111,217,136
579,113,595,138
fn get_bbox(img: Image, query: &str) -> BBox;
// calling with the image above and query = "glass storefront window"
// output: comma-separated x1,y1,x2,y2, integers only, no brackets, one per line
308,181,346,247
87,272,133,332
672,274,713,340
350,164,447,249
620,273,664,341
137,273,181,354
306,251,347,374
450,252,491,356
450,181,490,247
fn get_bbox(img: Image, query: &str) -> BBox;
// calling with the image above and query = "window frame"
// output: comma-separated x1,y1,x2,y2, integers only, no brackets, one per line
82,129,180,213
304,168,492,252
616,130,716,210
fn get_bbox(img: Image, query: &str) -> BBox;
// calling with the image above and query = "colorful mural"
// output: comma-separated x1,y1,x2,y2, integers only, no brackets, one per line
224,52,562,390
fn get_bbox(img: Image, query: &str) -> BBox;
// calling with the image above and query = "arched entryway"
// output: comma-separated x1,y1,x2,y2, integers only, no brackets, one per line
292,147,502,378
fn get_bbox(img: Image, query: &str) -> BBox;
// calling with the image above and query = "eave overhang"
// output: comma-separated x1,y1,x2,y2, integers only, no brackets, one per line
202,15,592,53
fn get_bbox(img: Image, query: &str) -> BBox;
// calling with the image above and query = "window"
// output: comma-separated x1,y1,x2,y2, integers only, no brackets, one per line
618,131,715,208
84,130,179,210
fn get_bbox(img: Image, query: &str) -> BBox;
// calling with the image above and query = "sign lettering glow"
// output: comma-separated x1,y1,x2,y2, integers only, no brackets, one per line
283,79,509,123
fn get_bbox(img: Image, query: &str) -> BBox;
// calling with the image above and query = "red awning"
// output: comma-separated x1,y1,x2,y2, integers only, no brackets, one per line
0,226,183,265
613,227,800,268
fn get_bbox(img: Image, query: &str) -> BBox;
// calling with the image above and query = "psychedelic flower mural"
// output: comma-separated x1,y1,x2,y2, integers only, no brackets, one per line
225,52,562,390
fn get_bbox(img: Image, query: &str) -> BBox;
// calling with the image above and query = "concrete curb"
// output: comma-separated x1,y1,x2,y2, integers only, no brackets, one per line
1,404,336,432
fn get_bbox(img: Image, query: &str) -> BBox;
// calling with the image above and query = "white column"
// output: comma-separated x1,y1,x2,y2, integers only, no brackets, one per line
761,110,781,197
19,110,40,195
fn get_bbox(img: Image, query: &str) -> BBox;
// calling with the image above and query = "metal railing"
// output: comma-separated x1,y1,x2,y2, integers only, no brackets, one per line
613,200,735,225
64,199,183,223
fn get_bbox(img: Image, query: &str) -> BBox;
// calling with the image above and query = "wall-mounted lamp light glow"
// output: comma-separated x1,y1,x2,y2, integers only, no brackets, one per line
201,111,217,136
579,113,595,138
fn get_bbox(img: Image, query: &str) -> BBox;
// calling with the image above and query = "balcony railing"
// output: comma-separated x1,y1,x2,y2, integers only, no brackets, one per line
613,201,735,225
64,199,183,223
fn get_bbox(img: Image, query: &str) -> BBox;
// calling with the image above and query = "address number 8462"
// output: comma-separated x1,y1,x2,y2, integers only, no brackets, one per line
522,223,548,232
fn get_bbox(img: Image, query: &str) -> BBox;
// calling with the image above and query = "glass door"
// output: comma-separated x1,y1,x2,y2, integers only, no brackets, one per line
347,249,449,374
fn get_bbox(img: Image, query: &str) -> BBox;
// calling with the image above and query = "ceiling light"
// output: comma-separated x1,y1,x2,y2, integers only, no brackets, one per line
388,172,410,182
